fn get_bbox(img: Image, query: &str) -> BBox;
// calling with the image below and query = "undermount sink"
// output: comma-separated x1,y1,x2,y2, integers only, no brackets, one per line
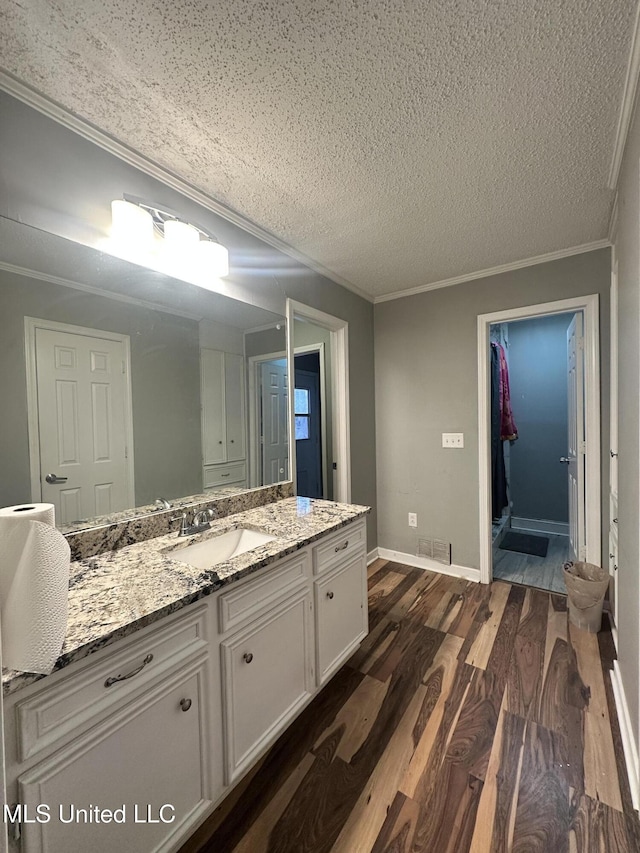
168,527,276,569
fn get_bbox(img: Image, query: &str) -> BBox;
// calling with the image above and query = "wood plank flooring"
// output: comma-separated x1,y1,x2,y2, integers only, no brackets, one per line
493,532,571,594
180,561,639,853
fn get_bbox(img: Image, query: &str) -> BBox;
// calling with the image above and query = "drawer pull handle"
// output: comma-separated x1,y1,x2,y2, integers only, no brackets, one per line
335,540,349,553
104,653,153,688
221,473,230,478
180,698,192,712
326,591,334,600
243,652,254,664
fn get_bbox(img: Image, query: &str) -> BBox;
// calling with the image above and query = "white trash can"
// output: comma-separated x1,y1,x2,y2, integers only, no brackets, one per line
563,561,609,633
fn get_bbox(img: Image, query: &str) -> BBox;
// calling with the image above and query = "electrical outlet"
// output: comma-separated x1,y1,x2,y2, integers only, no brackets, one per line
442,433,464,448
408,512,417,528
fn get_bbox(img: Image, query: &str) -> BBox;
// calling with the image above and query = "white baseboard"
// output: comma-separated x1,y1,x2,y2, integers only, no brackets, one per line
367,548,380,566
377,547,480,583
511,517,569,536
611,660,640,811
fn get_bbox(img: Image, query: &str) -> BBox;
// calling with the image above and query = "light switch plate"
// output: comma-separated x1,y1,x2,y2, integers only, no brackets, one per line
408,512,417,528
442,433,464,448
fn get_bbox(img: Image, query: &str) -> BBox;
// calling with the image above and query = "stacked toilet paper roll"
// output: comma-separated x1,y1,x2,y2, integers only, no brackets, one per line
0,503,70,674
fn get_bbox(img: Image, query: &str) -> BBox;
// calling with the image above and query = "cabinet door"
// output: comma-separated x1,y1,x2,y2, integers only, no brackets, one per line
19,664,212,853
315,554,368,685
201,349,226,464
221,590,313,783
224,353,246,462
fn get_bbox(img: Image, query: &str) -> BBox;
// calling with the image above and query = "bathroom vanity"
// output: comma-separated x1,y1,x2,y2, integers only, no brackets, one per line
2,498,369,852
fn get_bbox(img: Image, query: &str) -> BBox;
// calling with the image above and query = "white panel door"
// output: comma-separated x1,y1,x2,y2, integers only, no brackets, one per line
34,327,132,523
201,349,226,465
260,360,288,485
566,313,585,561
224,353,246,463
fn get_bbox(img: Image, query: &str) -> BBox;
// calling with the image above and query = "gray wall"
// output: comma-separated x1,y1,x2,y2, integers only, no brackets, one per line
0,268,202,509
613,87,640,747
374,250,610,570
0,92,377,546
507,313,572,523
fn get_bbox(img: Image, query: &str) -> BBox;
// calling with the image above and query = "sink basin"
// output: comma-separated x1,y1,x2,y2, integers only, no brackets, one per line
168,527,276,569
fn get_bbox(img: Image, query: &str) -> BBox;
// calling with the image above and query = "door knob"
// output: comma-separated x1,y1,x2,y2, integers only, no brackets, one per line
45,473,68,484
559,457,570,464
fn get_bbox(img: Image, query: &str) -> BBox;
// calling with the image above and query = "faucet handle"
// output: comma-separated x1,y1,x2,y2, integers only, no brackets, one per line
170,513,189,535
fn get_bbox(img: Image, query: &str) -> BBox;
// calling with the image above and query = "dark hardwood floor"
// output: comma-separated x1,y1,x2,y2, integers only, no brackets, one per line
180,560,640,853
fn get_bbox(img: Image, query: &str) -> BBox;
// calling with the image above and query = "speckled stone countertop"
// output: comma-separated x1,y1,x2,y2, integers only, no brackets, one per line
2,498,369,697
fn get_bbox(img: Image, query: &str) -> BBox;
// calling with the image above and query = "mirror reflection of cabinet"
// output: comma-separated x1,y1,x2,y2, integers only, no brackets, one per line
201,349,247,489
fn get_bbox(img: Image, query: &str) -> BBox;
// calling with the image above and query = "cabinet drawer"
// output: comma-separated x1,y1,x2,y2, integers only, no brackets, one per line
16,605,208,762
221,588,313,783
218,551,309,634
312,519,366,575
204,461,246,488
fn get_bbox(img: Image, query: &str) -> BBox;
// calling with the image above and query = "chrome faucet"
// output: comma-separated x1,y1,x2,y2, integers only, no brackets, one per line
155,497,171,510
170,508,213,537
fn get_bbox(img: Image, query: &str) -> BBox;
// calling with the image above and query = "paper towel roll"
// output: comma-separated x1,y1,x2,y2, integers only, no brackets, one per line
0,518,69,674
0,503,55,526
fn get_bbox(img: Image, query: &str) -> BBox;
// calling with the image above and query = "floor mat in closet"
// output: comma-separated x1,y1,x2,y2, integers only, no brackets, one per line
499,531,549,558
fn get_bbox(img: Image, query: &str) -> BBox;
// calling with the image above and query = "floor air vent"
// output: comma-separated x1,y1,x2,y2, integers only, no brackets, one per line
418,537,451,566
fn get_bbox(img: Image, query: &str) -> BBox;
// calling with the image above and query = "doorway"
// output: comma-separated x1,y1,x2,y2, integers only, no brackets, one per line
477,295,601,587
287,300,351,503
294,350,325,499
489,312,577,593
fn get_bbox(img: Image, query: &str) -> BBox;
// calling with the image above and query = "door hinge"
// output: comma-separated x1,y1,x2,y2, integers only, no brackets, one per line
125,446,128,459
121,361,126,374
579,545,587,560
580,441,586,454
578,336,585,351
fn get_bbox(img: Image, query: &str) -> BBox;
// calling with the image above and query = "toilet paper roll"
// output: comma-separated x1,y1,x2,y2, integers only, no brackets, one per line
0,503,55,526
0,518,69,674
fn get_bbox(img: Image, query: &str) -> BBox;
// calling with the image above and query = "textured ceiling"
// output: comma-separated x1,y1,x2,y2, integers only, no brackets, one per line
0,0,636,299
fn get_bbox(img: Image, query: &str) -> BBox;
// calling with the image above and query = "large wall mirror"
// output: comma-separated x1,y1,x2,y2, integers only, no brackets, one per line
0,215,290,532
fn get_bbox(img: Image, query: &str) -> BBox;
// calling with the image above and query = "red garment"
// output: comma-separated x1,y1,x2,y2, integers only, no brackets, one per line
497,343,518,440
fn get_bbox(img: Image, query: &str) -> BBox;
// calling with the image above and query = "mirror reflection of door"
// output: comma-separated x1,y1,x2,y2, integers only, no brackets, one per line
27,318,135,523
259,359,288,485
294,353,323,499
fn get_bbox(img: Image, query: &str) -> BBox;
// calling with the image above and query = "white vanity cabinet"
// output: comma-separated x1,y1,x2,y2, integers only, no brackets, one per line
218,552,314,784
4,604,221,853
4,515,368,853
201,348,247,489
312,520,368,685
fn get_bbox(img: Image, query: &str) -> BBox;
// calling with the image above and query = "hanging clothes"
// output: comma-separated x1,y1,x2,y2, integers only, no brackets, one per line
490,343,508,519
496,343,518,441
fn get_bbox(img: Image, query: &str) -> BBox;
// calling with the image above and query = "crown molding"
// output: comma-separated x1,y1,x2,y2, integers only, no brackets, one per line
0,71,374,304
608,2,640,189
0,260,203,320
373,240,611,304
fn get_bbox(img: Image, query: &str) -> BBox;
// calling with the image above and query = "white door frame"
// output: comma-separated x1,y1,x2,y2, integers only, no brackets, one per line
247,350,287,488
286,300,351,503
294,342,328,499
24,316,136,508
477,295,601,585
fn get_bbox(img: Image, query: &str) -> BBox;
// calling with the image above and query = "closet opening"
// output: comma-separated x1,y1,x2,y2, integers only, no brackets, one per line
477,296,601,589
489,312,579,593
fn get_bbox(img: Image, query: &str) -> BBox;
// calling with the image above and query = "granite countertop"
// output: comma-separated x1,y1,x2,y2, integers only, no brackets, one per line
2,497,369,697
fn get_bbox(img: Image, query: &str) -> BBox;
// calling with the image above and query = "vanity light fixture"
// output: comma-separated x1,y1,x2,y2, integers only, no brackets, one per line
108,196,230,284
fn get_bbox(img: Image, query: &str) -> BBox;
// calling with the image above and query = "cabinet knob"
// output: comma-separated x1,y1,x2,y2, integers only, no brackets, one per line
326,591,334,600
243,652,254,664
230,439,235,443
218,440,223,444
179,698,192,712
334,540,349,553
